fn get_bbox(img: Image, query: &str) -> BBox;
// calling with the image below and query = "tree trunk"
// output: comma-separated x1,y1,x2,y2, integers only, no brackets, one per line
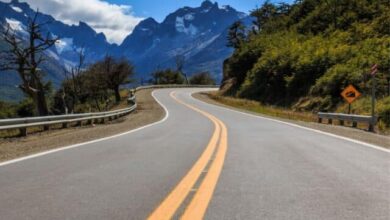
184,74,189,85
114,86,121,103
94,98,101,112
36,89,49,116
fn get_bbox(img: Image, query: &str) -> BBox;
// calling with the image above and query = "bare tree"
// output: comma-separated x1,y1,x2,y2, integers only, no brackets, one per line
0,10,58,116
175,55,188,84
62,47,85,113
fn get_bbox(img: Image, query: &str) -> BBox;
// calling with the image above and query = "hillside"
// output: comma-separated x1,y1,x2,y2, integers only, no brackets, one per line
220,0,390,126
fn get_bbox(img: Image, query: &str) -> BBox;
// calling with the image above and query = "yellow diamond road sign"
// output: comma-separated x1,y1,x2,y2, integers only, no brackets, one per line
341,85,361,104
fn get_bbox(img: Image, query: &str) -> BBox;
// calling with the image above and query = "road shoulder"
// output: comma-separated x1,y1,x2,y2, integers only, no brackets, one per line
0,89,165,162
193,92,390,150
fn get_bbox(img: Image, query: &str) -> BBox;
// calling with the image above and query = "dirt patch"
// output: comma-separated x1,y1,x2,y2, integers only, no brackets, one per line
0,89,164,162
193,92,390,149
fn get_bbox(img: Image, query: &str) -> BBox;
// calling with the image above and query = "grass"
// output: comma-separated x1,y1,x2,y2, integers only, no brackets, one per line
206,91,317,122
205,92,390,134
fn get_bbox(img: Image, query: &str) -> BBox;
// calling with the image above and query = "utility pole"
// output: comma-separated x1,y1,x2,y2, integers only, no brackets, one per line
348,103,351,114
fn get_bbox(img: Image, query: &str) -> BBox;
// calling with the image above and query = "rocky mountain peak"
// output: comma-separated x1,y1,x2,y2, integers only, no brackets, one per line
201,0,216,9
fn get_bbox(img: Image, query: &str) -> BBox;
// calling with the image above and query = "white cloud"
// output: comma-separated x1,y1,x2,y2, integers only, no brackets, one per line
2,0,143,44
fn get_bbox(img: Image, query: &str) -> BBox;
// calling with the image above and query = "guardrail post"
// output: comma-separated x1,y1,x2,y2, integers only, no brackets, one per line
43,125,50,131
76,121,82,127
328,119,333,124
339,120,344,126
352,121,357,128
318,117,322,123
20,127,27,136
101,118,106,124
368,124,374,132
368,121,374,132
62,122,68,128
88,119,93,125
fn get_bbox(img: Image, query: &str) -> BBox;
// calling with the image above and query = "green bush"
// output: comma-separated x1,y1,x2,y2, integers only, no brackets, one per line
190,72,216,85
16,98,35,117
0,101,17,119
378,97,390,127
151,69,185,85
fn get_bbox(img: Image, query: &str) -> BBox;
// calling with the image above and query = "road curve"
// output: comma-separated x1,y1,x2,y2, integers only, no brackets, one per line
0,88,389,220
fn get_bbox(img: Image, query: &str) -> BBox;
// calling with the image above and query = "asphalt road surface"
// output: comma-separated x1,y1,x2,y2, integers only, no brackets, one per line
0,88,389,220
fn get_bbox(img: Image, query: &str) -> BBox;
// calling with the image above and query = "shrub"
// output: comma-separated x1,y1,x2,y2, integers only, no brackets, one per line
190,72,216,85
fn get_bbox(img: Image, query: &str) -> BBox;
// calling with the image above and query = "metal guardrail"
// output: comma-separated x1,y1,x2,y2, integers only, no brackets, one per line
134,84,219,92
0,96,137,136
0,84,217,137
0,107,135,126
318,112,377,131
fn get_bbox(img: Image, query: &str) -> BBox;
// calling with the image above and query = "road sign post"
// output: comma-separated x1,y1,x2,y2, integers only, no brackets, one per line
369,64,378,132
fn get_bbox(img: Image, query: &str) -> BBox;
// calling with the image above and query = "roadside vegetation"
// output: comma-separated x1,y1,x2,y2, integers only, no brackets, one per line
150,68,216,85
223,0,390,128
207,92,316,122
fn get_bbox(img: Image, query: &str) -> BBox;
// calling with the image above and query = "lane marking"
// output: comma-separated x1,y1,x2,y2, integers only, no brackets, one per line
148,91,228,220
181,116,228,220
0,90,170,167
190,91,390,153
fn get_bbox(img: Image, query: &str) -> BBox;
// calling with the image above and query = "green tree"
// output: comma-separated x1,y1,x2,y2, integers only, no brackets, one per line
151,69,185,85
190,72,216,85
90,56,135,103
227,21,246,49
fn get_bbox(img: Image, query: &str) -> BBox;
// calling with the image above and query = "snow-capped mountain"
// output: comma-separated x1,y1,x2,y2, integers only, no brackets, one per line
0,0,247,101
120,0,247,80
0,0,116,64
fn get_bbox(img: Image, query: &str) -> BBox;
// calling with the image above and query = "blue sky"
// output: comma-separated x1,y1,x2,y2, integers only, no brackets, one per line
108,0,294,22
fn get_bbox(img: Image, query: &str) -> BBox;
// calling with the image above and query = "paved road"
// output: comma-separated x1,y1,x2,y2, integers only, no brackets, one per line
0,88,389,220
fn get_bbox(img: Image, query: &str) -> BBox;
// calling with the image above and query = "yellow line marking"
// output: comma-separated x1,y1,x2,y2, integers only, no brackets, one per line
181,118,227,220
148,91,222,220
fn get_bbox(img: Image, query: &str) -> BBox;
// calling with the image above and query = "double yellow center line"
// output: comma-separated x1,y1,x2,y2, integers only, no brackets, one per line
148,91,228,220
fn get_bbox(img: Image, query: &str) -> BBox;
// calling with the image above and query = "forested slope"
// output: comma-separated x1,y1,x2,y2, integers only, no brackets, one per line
221,0,389,126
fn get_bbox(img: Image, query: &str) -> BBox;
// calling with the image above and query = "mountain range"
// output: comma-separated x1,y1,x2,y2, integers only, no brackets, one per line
0,0,248,101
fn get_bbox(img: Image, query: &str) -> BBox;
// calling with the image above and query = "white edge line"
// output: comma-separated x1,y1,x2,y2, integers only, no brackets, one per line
0,90,170,167
190,90,390,154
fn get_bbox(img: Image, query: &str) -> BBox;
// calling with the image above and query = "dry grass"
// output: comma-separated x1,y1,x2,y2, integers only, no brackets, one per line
204,92,389,135
207,92,317,122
